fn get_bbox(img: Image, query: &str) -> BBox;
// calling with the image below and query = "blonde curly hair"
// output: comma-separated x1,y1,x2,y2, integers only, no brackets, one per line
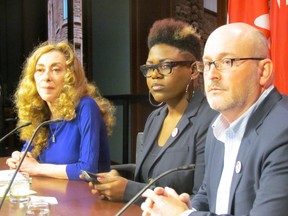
14,41,116,156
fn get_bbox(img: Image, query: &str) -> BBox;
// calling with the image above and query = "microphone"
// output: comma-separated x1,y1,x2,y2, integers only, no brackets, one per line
0,119,63,209
115,164,195,216
0,121,32,143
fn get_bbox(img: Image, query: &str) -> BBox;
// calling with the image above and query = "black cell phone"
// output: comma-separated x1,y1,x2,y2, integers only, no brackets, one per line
81,170,100,184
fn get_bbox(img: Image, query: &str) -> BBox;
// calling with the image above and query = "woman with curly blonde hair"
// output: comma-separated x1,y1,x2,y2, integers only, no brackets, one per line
6,41,115,180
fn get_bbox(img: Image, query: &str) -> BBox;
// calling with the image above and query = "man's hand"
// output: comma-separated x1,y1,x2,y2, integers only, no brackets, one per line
141,187,191,216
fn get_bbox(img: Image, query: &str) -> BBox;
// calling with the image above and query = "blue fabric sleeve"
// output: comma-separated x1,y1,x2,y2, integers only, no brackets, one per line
65,97,110,179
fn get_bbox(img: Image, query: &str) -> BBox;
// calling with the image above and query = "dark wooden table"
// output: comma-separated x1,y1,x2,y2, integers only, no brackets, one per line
0,157,141,215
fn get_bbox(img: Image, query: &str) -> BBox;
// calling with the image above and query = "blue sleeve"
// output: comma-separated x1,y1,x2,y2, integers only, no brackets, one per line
65,97,110,180
21,140,33,152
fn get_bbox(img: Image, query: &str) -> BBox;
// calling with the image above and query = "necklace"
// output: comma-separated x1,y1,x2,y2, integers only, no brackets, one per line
50,124,59,143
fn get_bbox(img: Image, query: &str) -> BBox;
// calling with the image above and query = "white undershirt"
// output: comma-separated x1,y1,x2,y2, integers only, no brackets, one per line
213,115,246,214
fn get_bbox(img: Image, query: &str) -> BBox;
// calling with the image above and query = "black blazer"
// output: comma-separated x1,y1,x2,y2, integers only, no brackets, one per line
123,90,217,202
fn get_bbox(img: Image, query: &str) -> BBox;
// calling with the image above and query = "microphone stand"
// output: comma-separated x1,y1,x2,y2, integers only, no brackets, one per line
0,121,32,143
0,119,63,210
115,164,195,216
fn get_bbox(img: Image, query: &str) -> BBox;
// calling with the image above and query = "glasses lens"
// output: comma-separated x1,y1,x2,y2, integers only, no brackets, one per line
158,62,172,75
140,65,150,77
219,59,232,70
203,62,211,72
195,62,204,72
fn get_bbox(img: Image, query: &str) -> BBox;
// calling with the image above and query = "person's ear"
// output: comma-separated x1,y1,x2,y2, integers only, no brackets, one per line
190,63,200,80
259,59,274,88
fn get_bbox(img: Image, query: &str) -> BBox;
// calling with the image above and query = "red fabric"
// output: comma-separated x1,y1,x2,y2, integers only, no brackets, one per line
228,0,288,95
270,0,288,95
228,0,270,38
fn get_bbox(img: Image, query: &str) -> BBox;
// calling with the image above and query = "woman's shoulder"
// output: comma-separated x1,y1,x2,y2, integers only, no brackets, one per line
148,105,167,118
78,96,97,106
77,96,100,111
190,91,213,110
186,91,218,120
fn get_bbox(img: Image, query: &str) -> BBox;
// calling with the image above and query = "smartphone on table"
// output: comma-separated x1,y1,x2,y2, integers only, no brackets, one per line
81,170,100,184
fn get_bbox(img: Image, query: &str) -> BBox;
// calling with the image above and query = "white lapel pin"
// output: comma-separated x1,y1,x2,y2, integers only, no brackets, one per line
172,128,179,137
235,161,242,174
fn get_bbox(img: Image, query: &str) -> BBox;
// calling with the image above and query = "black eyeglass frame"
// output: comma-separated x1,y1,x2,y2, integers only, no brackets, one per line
201,57,265,72
140,61,199,78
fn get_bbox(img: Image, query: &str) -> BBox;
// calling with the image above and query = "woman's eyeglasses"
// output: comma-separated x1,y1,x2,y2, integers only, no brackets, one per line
140,61,203,78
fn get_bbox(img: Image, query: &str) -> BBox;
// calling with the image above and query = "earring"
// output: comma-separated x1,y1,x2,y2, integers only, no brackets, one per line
149,91,163,107
185,77,195,102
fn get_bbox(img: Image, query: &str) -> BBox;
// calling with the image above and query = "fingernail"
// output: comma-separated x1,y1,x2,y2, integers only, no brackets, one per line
97,176,104,181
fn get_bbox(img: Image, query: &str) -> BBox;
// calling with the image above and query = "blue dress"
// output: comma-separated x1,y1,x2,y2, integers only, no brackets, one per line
22,97,111,180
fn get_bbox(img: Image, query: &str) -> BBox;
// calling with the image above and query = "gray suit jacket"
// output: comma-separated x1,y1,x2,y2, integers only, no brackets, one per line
123,90,217,203
191,88,288,216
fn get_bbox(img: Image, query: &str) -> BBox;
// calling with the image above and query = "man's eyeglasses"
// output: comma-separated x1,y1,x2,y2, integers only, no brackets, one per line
200,58,264,72
140,61,202,78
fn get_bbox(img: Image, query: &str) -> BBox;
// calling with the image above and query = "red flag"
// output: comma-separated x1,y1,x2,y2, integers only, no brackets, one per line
270,0,288,95
228,0,270,38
